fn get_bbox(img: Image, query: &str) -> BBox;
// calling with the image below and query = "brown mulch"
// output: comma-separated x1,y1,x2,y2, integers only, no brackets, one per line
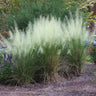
0,63,96,96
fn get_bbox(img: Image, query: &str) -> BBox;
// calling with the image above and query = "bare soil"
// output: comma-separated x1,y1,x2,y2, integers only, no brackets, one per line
0,63,96,96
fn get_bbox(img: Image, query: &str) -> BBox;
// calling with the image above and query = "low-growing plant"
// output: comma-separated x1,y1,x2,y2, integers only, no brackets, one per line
0,62,14,84
89,45,96,64
94,72,96,81
0,51,14,84
0,51,3,62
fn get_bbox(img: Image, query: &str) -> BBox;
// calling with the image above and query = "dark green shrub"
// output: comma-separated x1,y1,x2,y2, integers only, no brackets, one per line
2,0,80,31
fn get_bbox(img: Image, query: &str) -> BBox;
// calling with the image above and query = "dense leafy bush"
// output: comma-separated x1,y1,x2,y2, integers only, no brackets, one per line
1,0,80,31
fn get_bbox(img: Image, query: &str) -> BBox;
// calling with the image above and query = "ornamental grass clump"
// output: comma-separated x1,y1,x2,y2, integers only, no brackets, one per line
0,13,91,85
61,13,90,76
1,16,64,85
31,17,64,82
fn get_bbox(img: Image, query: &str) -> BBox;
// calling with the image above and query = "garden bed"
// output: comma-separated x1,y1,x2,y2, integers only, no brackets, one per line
0,63,96,96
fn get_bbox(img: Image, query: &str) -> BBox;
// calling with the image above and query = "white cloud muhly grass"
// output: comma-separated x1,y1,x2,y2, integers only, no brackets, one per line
0,13,91,83
62,14,89,44
2,14,89,59
2,16,65,57
2,26,34,57
61,13,90,75
32,16,64,46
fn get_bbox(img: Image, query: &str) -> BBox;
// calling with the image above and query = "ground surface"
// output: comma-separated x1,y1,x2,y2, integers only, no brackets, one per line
0,63,96,96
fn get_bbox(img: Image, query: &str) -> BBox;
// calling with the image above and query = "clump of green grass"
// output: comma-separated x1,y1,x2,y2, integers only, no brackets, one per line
1,16,64,85
0,13,91,85
61,13,90,76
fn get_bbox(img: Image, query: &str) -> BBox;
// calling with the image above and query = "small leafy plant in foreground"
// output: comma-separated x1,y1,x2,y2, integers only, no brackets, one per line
89,45,96,64
94,72,96,81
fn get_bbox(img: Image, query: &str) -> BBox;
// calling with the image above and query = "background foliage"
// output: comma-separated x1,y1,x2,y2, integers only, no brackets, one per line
0,0,89,31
